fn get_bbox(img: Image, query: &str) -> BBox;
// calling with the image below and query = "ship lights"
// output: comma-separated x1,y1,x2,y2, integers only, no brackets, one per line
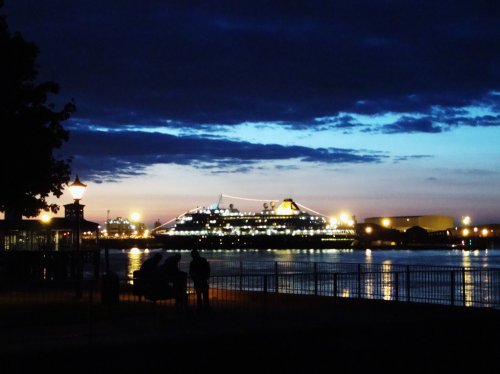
340,213,349,224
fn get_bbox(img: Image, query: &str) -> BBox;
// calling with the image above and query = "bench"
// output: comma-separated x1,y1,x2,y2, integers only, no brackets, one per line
132,270,187,306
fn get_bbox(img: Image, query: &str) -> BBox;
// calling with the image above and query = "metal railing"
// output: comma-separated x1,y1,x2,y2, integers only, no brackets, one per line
1,259,499,324
201,261,500,309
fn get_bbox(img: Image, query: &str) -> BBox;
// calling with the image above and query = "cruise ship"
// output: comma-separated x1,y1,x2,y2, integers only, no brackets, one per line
153,197,358,249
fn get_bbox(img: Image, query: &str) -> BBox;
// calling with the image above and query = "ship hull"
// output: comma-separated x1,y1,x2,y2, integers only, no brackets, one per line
155,234,356,250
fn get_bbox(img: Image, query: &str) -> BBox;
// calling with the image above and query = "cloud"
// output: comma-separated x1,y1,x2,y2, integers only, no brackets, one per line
383,117,443,134
393,155,433,163
4,1,500,130
62,130,386,182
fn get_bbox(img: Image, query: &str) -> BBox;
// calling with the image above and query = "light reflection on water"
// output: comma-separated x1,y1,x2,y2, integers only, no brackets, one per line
462,253,473,307
105,247,500,280
382,260,392,300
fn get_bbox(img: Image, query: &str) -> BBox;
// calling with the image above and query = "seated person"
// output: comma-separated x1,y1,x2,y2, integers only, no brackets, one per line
158,253,187,302
135,253,163,299
138,253,162,279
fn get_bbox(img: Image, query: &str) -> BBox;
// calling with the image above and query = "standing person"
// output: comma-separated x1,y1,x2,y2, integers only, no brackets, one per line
189,249,211,311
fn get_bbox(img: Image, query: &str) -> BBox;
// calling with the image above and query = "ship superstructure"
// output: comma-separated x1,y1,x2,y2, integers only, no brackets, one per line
154,197,358,249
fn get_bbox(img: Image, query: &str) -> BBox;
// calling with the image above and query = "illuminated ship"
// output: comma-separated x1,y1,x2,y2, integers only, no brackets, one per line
153,196,358,249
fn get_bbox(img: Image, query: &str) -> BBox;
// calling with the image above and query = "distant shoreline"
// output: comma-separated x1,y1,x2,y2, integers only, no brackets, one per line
94,237,497,251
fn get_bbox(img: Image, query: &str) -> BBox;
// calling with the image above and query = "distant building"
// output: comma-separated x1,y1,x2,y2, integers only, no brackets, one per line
0,204,99,251
364,215,455,232
104,217,147,237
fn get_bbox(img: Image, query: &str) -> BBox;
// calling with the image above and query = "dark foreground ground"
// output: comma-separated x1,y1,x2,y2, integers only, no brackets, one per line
2,294,500,373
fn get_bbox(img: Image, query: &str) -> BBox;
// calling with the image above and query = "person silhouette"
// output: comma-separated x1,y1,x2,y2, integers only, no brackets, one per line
139,252,162,280
189,249,211,311
159,253,187,307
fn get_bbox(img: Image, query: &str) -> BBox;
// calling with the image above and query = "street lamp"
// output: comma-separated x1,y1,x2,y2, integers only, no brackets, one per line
68,174,87,202
68,175,87,250
68,175,87,298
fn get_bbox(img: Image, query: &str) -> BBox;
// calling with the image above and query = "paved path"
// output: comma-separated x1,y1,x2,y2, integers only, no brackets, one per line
2,293,500,372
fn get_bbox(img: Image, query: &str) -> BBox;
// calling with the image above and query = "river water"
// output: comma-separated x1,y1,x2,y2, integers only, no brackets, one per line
104,247,500,281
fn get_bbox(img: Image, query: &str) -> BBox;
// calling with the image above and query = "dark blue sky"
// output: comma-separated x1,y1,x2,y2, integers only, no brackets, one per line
4,1,500,224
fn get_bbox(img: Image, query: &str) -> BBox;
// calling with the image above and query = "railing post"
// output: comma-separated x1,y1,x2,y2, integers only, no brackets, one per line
333,273,338,298
274,261,279,293
406,265,411,302
357,263,362,298
462,267,466,307
450,270,456,306
394,272,399,301
314,262,318,296
239,261,243,291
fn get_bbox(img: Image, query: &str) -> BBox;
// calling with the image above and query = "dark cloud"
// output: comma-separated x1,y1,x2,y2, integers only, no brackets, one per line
383,117,443,134
4,1,500,128
61,130,386,182
393,155,433,163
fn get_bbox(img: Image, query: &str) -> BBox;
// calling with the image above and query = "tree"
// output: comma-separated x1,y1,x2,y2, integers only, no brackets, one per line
0,1,75,220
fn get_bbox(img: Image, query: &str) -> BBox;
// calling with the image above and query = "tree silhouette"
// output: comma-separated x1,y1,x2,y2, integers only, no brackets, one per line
0,1,75,220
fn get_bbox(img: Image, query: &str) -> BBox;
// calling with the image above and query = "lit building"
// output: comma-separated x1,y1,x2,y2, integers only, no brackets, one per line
0,204,99,251
104,217,147,237
364,215,455,232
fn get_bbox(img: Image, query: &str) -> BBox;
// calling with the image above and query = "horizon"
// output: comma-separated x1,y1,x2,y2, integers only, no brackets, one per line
3,1,500,226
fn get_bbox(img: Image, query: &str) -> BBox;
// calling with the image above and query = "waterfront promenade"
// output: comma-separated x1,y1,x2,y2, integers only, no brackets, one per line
2,289,500,372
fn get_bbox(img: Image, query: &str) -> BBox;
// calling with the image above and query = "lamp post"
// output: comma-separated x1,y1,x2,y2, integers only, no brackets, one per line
68,175,87,298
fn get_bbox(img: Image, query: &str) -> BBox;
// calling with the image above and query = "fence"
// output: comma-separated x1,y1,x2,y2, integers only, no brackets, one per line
201,261,500,309
1,256,499,325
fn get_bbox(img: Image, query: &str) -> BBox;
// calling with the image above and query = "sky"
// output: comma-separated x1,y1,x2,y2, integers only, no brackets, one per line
3,1,500,227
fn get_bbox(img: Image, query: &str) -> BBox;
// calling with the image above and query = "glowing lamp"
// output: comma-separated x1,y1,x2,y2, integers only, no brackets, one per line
68,175,87,201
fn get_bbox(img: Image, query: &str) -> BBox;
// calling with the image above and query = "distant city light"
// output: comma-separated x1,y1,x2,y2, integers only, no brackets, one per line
131,212,140,222
382,218,391,228
41,214,51,223
365,226,373,234
462,216,471,226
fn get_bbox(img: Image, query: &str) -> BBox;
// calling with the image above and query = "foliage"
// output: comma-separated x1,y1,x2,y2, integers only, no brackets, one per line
0,1,75,218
